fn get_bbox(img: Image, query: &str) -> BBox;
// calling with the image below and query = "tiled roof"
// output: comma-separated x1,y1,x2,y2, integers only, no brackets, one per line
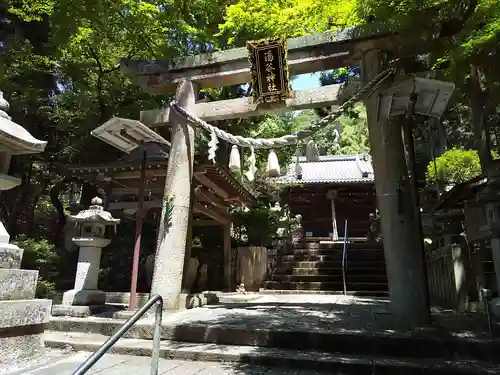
271,154,374,185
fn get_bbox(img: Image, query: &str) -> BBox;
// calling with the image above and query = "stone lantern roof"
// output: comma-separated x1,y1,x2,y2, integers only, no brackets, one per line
0,91,47,154
67,197,121,225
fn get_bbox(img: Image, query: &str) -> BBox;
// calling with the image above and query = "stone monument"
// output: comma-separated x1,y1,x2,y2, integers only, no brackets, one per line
0,91,51,369
52,197,119,317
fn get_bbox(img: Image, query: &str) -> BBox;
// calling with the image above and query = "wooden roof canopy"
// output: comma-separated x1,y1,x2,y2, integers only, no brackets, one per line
66,161,254,204
65,146,255,225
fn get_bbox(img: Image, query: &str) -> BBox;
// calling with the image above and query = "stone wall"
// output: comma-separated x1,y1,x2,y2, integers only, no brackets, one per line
183,246,224,292
426,240,482,312
231,246,268,292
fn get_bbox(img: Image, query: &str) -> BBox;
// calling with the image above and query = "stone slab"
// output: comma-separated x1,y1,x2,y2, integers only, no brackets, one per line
0,299,52,328
2,347,70,375
110,292,219,318
44,332,500,374
0,268,38,300
105,292,150,307
62,289,106,306
0,243,23,269
51,304,108,318
0,333,46,370
11,351,322,375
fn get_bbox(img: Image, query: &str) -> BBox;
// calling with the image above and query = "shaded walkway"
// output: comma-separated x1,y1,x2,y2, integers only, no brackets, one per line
161,294,490,337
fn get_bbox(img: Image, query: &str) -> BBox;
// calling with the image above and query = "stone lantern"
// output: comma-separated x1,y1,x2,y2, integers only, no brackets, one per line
61,197,120,307
0,91,50,370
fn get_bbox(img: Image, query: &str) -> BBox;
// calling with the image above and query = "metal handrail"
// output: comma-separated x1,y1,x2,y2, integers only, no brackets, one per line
73,294,163,375
341,219,348,295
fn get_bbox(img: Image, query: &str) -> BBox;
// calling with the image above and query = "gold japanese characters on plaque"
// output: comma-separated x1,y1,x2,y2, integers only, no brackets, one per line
247,37,291,104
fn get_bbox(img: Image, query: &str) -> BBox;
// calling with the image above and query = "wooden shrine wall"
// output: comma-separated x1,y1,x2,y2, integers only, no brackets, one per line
283,184,376,238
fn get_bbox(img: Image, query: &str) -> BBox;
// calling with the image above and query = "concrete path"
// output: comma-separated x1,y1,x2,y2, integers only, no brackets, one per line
12,352,326,375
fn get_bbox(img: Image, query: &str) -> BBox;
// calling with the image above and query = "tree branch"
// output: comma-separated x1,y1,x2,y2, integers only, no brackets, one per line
438,0,479,38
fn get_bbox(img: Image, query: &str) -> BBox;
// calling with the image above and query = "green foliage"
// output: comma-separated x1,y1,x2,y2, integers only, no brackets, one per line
314,103,370,155
13,235,58,276
12,235,58,297
218,0,359,45
36,278,57,298
425,148,497,188
232,205,281,246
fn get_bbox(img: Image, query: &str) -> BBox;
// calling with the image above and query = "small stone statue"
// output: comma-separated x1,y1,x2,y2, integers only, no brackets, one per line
367,210,382,243
290,214,303,244
270,202,282,212
236,282,246,294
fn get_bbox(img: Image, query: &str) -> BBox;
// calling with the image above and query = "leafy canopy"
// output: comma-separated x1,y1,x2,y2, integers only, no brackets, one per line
218,0,360,45
426,148,497,188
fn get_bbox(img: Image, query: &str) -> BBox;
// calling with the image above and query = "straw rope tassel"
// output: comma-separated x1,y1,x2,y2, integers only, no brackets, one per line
305,139,320,162
208,129,218,163
294,142,303,178
267,149,280,177
245,147,257,181
229,145,241,172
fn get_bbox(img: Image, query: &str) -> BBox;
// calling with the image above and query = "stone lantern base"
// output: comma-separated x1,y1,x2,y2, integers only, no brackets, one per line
0,240,52,370
62,288,106,306
52,289,108,317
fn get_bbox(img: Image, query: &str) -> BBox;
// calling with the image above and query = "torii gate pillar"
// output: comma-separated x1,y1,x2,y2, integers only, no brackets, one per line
151,79,198,310
362,50,431,326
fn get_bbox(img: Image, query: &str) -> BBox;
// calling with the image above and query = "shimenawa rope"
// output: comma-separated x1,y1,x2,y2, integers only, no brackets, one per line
170,66,396,149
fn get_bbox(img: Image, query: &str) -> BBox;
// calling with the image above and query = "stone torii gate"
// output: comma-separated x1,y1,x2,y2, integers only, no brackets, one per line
121,25,454,326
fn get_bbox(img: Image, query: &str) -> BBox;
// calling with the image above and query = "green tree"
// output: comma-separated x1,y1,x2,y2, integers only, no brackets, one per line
425,148,497,189
218,0,359,45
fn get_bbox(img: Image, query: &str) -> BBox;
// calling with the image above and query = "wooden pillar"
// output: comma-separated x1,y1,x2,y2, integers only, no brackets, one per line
362,50,430,326
151,79,198,310
223,220,232,291
327,190,339,240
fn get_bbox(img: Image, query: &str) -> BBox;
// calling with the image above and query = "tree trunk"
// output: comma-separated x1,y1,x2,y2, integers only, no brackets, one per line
151,79,198,310
469,65,493,171
469,65,500,293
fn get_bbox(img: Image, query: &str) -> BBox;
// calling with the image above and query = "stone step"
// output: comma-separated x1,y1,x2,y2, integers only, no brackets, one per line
275,260,386,270
0,299,52,329
287,242,382,250
0,299,53,368
278,253,384,262
44,331,500,373
258,289,391,296
279,247,384,256
271,267,387,276
263,281,388,291
268,274,342,282
268,274,388,283
0,244,23,269
0,268,38,300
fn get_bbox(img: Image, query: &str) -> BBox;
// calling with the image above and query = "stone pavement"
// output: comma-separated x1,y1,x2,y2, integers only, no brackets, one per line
154,293,489,336
12,351,329,375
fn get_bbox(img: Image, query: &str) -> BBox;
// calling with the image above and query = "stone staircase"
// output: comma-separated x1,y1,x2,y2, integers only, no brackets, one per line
0,241,52,370
263,240,388,296
44,295,500,375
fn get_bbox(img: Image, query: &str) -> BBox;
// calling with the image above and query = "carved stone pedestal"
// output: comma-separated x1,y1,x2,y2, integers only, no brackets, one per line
62,238,110,306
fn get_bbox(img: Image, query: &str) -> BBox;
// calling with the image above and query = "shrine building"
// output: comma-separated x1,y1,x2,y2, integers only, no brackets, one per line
272,154,377,241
